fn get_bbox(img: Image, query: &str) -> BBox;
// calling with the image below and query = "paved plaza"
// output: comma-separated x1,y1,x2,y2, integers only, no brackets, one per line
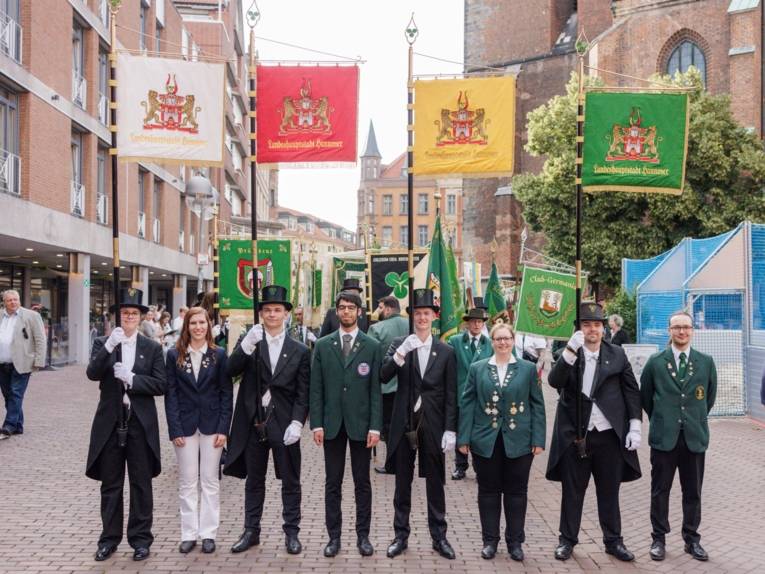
1,365,764,574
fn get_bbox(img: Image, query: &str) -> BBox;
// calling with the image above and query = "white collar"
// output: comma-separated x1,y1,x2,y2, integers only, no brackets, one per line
418,334,433,348
188,343,208,355
2,308,19,318
583,347,599,361
671,345,691,362
339,327,359,341
123,332,139,346
489,353,516,365
266,329,286,344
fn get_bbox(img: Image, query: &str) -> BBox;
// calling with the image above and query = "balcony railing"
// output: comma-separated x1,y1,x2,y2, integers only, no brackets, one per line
178,230,185,252
152,217,160,243
72,72,87,108
70,181,85,217
98,92,108,125
96,192,107,224
137,211,146,238
99,0,110,28
0,10,22,64
0,149,20,196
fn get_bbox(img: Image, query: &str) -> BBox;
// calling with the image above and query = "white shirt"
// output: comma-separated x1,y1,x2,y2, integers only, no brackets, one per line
672,345,692,369
338,327,359,353
120,332,138,408
581,348,612,431
187,343,208,379
489,353,517,385
0,309,19,364
416,335,433,378
515,333,546,360
265,329,286,374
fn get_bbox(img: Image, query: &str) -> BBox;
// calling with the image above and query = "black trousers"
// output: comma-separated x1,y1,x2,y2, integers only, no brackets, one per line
559,428,623,547
243,424,301,535
391,440,448,542
95,416,154,549
381,392,395,441
323,424,371,539
473,435,534,545
650,431,705,544
454,406,469,471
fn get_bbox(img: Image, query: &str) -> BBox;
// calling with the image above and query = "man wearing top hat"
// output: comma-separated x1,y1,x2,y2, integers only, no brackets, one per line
640,310,717,562
224,285,311,556
447,304,492,480
85,288,166,562
310,289,382,558
546,302,642,563
381,288,458,560
319,277,369,337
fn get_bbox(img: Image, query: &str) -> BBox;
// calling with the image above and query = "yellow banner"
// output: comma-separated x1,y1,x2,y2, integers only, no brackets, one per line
413,76,515,178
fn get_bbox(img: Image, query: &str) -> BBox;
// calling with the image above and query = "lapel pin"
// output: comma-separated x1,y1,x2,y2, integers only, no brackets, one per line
139,355,144,359
432,352,437,356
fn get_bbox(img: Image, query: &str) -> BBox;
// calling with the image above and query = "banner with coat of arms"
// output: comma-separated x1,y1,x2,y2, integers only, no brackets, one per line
413,76,515,178
514,266,578,340
582,90,689,194
117,53,225,165
256,65,359,166
218,239,291,310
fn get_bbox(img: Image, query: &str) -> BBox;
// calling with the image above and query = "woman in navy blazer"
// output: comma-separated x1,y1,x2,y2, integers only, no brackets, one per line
165,307,233,554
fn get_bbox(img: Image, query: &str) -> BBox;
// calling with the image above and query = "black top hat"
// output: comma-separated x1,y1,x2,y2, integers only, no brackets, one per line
579,302,605,323
109,288,149,314
341,277,363,293
463,307,489,322
259,284,292,311
472,296,488,310
406,288,440,314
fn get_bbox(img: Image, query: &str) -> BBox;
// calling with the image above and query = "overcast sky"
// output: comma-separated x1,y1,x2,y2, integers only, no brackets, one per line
248,0,464,230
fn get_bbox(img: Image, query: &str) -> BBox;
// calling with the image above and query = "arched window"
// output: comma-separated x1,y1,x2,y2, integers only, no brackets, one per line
667,41,706,85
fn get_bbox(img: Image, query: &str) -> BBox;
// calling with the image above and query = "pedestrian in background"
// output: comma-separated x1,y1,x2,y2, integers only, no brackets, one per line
0,289,46,440
165,306,232,555
608,314,630,346
140,307,157,340
173,306,188,333
458,323,545,561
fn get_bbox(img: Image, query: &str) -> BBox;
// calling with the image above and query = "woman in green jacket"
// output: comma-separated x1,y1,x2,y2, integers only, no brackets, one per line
458,323,546,561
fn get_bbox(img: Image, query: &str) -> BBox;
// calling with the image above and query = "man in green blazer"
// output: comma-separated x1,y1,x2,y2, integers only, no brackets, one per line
447,306,493,479
310,290,382,558
640,310,717,563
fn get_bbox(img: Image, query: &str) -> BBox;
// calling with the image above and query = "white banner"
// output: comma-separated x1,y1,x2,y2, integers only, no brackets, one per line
117,53,225,165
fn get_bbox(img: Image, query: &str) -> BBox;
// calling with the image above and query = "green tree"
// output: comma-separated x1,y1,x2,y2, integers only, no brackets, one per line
514,68,765,291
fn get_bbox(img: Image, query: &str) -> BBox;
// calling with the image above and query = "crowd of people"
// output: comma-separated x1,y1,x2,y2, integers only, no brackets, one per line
0,282,721,566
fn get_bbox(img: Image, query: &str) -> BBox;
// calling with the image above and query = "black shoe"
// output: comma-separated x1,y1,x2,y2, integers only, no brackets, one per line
685,542,708,561
286,535,302,555
605,542,635,562
555,543,573,560
231,529,259,553
650,540,665,561
480,543,497,559
451,468,466,480
508,543,524,561
323,538,341,557
374,465,391,474
0,429,10,440
357,536,374,556
133,547,150,561
433,538,456,560
10,428,22,435
201,539,215,554
179,540,196,554
386,538,408,558
94,544,117,561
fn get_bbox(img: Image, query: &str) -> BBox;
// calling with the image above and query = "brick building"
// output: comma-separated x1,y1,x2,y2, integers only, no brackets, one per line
463,0,763,276
356,121,463,257
0,0,270,364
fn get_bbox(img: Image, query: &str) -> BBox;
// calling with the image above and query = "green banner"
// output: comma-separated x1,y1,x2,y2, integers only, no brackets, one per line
582,90,689,195
427,216,464,340
514,266,577,340
218,239,291,310
312,268,322,308
485,261,506,320
331,257,366,298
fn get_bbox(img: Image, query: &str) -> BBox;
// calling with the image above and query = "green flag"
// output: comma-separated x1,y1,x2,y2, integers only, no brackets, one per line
485,261,506,320
426,216,464,340
312,268,322,307
514,266,577,340
582,90,689,194
218,239,291,310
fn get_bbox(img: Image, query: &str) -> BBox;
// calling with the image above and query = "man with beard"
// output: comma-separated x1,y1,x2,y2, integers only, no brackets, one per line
319,278,369,336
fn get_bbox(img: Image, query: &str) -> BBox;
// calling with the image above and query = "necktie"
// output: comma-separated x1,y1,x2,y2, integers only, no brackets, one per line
470,337,478,354
342,334,352,357
678,352,687,380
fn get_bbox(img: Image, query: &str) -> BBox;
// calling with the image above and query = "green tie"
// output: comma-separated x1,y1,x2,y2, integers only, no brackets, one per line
470,338,478,355
678,352,687,380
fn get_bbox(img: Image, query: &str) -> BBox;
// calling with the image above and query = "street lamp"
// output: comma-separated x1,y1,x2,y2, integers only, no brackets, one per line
185,174,219,294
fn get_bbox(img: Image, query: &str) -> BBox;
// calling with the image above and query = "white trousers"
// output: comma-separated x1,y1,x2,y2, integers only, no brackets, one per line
174,431,223,540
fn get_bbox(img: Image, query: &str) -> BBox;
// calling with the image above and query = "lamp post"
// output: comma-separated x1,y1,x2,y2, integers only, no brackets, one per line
185,174,219,294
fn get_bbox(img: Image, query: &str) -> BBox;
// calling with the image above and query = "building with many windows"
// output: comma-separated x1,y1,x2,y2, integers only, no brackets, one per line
0,0,272,364
356,121,463,257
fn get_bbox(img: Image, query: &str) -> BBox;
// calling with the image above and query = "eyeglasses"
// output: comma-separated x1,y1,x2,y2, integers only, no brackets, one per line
669,325,693,332
337,304,358,312
492,337,513,343
121,310,141,317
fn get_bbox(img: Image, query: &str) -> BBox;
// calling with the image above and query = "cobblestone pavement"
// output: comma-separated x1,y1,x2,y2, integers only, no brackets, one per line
1,365,764,573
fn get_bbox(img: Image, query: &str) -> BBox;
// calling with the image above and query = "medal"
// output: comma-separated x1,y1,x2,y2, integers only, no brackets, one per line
492,421,498,429
519,401,525,413
510,402,518,416
509,419,516,431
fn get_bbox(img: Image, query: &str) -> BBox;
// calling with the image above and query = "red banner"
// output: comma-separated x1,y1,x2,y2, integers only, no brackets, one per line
256,65,359,165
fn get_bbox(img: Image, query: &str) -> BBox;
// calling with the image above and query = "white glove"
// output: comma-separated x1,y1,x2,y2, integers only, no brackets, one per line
105,327,128,353
113,362,134,387
625,429,641,451
441,431,456,453
241,324,264,354
283,420,303,445
396,334,424,357
567,330,585,353
261,389,271,408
